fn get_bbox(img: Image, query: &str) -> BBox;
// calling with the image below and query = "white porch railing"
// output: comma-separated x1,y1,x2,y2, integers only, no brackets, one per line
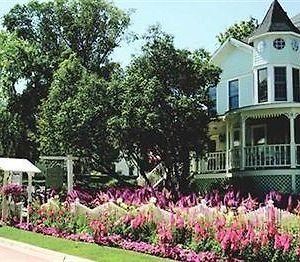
199,151,226,173
244,144,290,168
229,148,241,170
198,144,295,174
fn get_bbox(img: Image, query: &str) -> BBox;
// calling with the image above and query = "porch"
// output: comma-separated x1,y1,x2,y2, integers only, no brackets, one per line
194,105,300,175
197,144,300,173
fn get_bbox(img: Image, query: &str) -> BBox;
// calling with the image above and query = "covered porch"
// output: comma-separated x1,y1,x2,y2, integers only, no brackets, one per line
194,105,300,175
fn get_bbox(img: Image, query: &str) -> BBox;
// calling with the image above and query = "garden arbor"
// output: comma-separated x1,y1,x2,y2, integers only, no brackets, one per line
0,158,41,221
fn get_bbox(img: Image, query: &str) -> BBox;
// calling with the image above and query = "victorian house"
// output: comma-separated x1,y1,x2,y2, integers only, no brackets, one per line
193,0,300,193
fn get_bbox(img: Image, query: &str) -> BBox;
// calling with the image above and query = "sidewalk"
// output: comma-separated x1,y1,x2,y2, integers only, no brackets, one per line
0,237,93,262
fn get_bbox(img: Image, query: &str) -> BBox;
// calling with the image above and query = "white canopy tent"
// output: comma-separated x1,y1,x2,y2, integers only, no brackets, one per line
0,158,41,222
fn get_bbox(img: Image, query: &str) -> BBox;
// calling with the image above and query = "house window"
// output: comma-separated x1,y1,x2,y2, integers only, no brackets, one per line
293,68,300,102
274,67,287,101
208,86,217,112
273,38,285,50
228,80,239,110
258,68,268,103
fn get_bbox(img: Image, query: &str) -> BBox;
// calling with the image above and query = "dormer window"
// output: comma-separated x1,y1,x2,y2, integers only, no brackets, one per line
273,38,285,50
228,80,239,110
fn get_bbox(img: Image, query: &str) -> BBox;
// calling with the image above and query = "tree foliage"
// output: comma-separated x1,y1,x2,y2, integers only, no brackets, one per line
1,0,130,162
0,32,39,159
217,17,258,45
39,55,119,171
109,27,221,193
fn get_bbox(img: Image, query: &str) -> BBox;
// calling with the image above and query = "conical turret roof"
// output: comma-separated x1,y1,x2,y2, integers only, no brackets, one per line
251,0,300,39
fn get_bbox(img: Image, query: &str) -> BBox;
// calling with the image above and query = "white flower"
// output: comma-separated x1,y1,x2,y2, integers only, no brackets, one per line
220,205,227,213
200,199,207,207
237,205,246,214
267,199,274,207
149,197,157,204
116,198,123,204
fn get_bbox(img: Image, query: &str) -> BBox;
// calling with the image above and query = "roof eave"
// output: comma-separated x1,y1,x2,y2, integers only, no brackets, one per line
211,38,253,63
249,31,300,42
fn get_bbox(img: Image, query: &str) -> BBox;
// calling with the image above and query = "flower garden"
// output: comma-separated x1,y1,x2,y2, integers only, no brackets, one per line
2,184,300,262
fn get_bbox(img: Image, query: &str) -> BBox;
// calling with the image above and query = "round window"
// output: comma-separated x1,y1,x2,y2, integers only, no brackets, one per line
291,39,299,52
273,38,285,50
257,41,266,53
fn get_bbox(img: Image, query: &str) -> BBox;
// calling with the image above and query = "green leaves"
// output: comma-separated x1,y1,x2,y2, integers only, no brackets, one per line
1,0,130,163
38,55,119,172
217,17,258,45
110,27,221,192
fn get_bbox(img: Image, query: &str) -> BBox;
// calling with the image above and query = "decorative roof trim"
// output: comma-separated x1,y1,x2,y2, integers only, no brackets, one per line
211,38,253,63
223,103,300,120
249,31,300,42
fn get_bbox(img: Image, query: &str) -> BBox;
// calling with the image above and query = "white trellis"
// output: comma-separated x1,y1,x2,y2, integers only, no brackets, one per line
40,155,78,193
0,158,41,222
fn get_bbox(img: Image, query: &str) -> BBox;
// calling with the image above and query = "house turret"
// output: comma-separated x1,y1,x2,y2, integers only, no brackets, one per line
249,0,300,103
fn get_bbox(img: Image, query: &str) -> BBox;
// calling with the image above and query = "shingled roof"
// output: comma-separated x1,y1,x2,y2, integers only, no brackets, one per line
251,0,300,39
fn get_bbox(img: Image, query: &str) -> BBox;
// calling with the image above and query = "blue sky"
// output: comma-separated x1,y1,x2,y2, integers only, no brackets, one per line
1,0,300,66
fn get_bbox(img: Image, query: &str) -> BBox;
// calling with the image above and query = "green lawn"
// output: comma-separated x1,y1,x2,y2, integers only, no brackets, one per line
0,226,172,262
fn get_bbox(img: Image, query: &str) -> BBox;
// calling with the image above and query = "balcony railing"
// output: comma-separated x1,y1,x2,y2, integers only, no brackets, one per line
198,144,294,173
244,144,290,168
199,152,226,173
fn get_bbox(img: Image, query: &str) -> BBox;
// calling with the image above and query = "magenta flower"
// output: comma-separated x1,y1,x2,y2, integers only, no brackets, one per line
274,233,292,253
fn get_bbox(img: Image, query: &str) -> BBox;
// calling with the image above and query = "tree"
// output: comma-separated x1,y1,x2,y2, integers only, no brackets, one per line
109,27,221,194
217,17,258,45
38,55,119,172
2,0,130,160
0,32,39,159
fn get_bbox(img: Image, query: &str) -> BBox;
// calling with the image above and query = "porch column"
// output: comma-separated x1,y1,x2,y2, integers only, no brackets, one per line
288,113,297,168
241,116,246,170
225,120,229,174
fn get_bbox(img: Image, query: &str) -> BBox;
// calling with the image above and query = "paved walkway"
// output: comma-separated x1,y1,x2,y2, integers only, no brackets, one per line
0,237,93,262
0,245,50,262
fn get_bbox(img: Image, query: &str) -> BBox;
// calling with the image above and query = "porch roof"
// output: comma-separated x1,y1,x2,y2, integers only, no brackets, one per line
223,103,300,120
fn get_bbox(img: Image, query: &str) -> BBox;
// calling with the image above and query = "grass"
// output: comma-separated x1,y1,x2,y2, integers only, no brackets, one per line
0,226,172,262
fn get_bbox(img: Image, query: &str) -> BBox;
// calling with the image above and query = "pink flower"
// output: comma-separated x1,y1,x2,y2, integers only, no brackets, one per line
130,213,147,229
295,246,300,256
157,223,172,244
258,230,269,247
274,233,292,253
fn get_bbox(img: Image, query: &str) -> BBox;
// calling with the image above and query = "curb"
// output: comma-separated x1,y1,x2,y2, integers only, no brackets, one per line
0,236,94,262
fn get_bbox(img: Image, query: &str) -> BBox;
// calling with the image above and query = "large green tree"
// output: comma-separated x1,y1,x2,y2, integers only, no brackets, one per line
217,17,258,45
2,0,130,160
0,32,39,159
109,27,221,194
39,55,119,172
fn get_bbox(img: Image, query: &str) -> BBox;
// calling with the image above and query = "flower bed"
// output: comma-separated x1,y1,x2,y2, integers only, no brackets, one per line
9,186,300,261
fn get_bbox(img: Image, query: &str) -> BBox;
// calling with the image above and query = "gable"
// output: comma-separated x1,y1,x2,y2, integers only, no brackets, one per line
213,42,253,80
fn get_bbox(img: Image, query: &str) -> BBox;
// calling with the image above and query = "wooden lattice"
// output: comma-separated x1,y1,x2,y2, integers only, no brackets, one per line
196,178,227,193
251,175,293,194
295,175,300,194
